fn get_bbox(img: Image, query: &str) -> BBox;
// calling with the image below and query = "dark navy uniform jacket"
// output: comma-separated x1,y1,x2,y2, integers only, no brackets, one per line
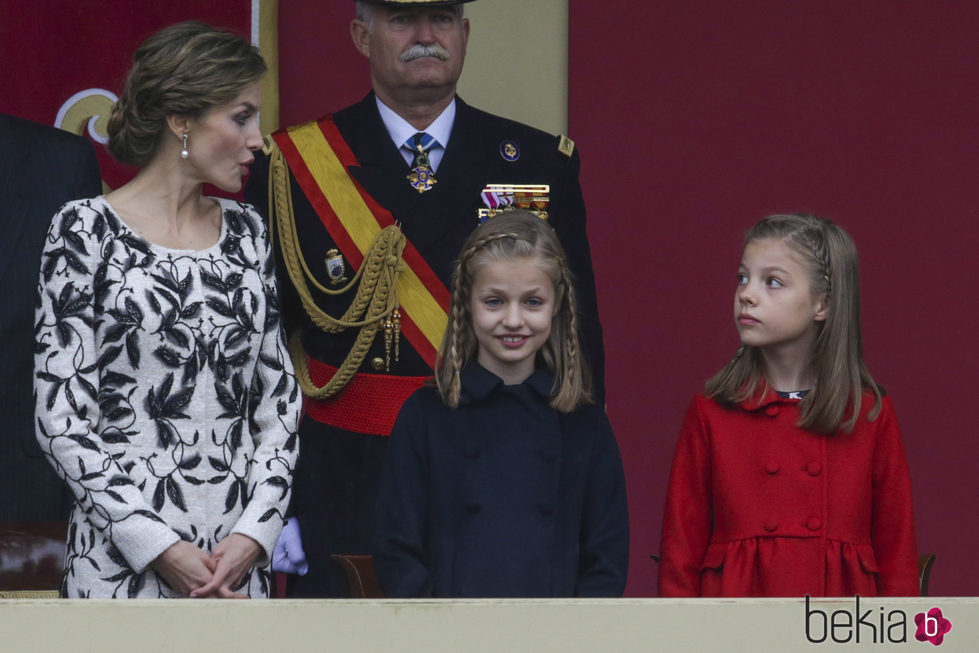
374,364,628,598
245,94,605,596
1,114,102,521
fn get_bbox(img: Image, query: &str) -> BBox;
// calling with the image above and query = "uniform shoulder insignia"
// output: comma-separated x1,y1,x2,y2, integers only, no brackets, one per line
262,135,278,156
557,134,575,158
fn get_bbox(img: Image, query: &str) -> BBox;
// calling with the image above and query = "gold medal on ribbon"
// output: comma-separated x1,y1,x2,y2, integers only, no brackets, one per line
407,144,437,193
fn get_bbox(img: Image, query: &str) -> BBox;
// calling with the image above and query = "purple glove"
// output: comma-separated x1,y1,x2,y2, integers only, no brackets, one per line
272,517,309,575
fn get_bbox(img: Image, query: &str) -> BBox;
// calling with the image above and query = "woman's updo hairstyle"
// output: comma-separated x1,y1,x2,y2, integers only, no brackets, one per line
107,21,266,166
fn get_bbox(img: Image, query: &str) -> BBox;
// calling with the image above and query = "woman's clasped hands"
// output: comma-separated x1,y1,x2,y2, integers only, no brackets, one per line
151,534,262,598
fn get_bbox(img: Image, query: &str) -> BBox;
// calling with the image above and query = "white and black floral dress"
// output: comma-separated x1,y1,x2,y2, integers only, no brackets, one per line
33,196,300,598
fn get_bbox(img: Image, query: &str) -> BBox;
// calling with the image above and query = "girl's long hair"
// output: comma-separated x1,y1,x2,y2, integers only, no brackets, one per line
706,213,881,433
435,211,592,412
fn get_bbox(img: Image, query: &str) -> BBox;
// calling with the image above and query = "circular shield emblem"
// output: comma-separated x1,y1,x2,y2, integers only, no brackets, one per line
500,141,520,162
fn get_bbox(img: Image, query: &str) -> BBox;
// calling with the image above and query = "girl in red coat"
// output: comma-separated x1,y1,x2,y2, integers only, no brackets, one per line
659,214,918,597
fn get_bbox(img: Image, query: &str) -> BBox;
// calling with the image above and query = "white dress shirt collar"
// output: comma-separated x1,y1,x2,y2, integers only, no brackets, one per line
375,96,456,171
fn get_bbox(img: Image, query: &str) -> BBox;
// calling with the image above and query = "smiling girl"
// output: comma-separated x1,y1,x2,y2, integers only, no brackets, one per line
373,211,628,597
658,213,918,597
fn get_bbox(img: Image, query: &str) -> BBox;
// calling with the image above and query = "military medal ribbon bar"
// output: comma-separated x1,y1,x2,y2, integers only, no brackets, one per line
478,184,550,222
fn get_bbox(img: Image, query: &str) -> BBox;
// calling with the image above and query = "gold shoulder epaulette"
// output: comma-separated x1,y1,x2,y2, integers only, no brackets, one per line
262,135,278,156
557,134,575,158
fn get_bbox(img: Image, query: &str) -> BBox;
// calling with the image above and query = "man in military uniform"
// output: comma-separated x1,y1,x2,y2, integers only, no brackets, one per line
245,0,604,596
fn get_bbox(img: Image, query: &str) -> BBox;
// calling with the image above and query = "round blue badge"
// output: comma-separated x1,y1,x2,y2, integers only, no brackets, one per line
500,141,520,162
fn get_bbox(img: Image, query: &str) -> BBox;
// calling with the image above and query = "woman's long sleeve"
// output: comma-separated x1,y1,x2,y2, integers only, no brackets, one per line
34,204,179,573
229,224,300,564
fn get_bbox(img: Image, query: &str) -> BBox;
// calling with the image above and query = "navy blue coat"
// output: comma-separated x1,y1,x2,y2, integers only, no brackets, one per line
374,365,628,597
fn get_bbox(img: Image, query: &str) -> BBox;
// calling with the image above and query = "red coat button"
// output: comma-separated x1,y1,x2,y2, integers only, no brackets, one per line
807,517,821,530
765,405,780,417
765,461,780,474
807,462,822,476
764,519,779,532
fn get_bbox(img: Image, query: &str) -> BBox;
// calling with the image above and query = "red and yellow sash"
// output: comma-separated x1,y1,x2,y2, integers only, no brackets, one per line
272,117,450,368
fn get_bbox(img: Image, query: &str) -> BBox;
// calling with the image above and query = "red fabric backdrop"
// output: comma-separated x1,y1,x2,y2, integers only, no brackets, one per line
569,0,979,596
0,1,254,189
278,3,368,126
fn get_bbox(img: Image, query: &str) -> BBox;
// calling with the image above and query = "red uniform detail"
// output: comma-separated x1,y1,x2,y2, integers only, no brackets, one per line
304,358,430,436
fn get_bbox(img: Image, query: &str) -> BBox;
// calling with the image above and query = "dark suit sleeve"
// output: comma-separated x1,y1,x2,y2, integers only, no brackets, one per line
373,394,435,597
548,145,605,402
0,123,101,522
73,137,102,200
244,149,271,218
575,408,629,596
31,126,101,204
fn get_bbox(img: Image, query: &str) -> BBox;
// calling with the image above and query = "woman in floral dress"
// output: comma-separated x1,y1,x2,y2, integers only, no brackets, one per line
33,22,300,598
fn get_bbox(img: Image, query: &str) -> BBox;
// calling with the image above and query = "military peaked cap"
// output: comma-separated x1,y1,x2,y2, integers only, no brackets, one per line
357,0,477,5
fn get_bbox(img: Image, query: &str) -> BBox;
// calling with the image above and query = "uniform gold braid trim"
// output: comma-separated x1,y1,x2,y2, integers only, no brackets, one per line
267,141,406,398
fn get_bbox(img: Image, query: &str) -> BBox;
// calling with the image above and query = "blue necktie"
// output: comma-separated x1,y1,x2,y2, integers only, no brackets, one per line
405,132,438,166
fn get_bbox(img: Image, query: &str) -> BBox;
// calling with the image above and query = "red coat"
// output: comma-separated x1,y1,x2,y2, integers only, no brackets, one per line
658,390,919,597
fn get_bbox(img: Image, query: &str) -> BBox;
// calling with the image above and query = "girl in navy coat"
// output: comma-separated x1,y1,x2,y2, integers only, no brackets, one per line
659,214,918,597
374,211,628,597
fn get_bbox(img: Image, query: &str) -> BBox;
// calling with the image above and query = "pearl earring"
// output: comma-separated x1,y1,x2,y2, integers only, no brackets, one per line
180,133,189,159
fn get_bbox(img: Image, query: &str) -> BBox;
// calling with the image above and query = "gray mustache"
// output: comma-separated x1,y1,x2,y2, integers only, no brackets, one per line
400,44,450,62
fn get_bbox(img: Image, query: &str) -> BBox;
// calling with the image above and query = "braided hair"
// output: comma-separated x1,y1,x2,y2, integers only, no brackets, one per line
706,213,881,433
434,211,592,412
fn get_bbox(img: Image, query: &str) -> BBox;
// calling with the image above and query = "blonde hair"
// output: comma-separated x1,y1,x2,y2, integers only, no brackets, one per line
706,213,882,433
107,21,266,166
435,211,592,412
